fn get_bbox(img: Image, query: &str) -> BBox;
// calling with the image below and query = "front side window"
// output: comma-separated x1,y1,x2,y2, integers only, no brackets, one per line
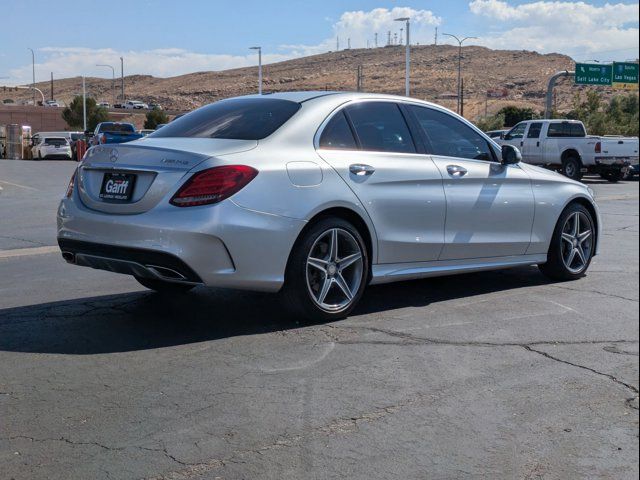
151,98,301,140
506,123,527,140
527,122,543,139
409,105,495,161
345,102,416,154
319,111,357,150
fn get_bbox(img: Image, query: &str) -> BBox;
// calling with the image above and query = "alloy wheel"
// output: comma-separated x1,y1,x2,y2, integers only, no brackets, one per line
561,211,593,274
306,228,364,312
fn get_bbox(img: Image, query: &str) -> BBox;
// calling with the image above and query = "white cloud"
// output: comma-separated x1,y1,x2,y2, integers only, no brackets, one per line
469,0,639,60
5,7,441,85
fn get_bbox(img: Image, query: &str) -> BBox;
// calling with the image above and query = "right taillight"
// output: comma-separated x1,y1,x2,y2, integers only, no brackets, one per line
595,141,601,153
170,165,258,207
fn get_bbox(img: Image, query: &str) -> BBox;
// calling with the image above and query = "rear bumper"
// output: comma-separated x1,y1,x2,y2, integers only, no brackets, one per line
57,193,306,292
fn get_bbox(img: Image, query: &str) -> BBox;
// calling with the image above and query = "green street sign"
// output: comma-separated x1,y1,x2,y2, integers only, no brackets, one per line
575,63,613,86
612,62,639,90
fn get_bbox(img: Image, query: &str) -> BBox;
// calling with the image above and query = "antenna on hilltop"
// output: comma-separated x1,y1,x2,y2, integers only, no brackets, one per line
394,32,398,45
336,37,339,51
387,31,391,46
374,33,378,47
434,27,438,46
347,38,351,49
400,28,404,45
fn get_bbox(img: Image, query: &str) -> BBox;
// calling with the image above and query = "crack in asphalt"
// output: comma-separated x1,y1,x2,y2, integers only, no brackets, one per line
144,391,439,480
547,284,639,303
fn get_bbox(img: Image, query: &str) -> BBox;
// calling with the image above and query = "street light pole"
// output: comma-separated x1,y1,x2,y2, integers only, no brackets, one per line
442,33,477,115
96,64,116,106
249,47,262,94
82,76,87,132
27,48,36,105
120,57,125,103
395,17,411,96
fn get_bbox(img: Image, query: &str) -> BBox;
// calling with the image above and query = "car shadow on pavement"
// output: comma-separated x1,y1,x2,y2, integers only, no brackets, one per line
0,266,553,355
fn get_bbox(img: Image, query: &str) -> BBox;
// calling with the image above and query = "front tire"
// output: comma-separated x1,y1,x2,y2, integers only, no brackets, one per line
282,217,369,322
135,276,195,294
561,156,583,182
539,203,595,281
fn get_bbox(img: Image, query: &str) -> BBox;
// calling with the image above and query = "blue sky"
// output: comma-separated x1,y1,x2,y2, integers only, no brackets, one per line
1,0,638,85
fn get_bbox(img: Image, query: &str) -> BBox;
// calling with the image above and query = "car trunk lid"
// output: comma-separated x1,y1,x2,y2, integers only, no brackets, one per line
77,138,257,214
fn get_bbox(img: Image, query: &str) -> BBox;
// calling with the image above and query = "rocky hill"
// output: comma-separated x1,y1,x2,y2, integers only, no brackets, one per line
5,45,611,120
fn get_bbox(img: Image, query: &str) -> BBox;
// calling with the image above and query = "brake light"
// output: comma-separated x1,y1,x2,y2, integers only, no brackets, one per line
595,142,601,153
170,165,258,207
66,169,77,198
100,134,106,144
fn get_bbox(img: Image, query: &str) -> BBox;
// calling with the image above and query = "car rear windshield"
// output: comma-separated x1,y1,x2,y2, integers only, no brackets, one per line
44,138,67,146
151,98,301,140
100,123,135,134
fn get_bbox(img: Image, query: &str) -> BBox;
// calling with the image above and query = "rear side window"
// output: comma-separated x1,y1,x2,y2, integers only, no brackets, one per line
152,98,301,140
570,123,586,137
527,122,543,139
319,111,357,150
547,122,585,138
409,105,495,161
345,102,416,154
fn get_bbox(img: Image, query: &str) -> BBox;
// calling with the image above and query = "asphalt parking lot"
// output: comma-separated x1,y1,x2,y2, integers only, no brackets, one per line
1,160,638,480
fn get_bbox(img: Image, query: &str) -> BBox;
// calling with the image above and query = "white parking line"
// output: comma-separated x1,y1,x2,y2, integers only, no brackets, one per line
0,180,38,191
0,246,59,259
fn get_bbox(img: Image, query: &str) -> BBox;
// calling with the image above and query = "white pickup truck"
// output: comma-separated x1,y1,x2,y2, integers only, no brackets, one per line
498,119,639,182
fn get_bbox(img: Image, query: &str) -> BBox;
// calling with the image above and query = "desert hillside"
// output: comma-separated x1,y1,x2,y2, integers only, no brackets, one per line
5,45,611,119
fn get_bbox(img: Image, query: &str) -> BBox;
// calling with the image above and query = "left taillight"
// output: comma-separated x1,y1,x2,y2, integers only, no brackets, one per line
170,165,258,207
66,169,77,198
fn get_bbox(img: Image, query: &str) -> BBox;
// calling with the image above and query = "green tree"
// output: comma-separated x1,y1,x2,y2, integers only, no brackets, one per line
496,106,539,127
62,96,109,131
144,109,169,129
475,113,505,132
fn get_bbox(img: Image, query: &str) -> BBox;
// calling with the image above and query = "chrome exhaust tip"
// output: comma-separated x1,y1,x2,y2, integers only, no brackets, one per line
61,251,75,263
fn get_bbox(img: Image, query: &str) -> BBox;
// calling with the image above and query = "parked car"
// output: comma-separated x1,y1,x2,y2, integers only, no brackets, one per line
149,103,163,110
498,119,639,182
124,100,148,110
113,103,124,109
139,129,155,136
98,101,111,108
44,100,60,107
486,129,508,139
89,122,144,146
58,92,601,321
32,136,72,159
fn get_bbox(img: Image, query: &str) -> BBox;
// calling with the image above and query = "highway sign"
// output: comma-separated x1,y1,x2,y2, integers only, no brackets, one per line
612,62,639,90
575,63,613,86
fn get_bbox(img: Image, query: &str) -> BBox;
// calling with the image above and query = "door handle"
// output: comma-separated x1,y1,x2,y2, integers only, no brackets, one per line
349,164,375,176
447,165,468,177
520,141,524,147
536,141,540,147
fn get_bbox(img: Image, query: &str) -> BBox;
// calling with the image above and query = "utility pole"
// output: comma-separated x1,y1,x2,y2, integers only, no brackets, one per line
395,17,411,96
434,28,438,46
347,38,351,50
28,48,36,105
374,33,378,47
249,46,263,94
50,72,54,101
400,28,404,45
387,31,391,46
442,33,477,114
356,65,363,92
120,57,124,103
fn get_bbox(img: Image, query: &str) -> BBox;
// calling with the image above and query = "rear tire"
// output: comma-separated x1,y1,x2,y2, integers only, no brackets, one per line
600,170,624,183
561,156,583,182
281,217,369,323
539,203,595,281
135,276,195,294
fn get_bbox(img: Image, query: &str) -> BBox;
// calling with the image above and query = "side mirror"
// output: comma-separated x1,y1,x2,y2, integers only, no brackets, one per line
501,145,522,165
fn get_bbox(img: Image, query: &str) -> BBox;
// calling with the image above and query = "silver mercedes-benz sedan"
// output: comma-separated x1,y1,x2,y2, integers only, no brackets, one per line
57,91,601,321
